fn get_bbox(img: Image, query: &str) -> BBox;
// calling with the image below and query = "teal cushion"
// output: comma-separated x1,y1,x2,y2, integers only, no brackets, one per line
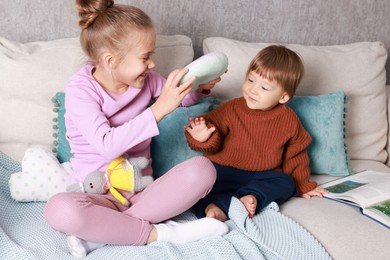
52,92,72,163
151,97,219,178
287,90,350,176
53,91,349,177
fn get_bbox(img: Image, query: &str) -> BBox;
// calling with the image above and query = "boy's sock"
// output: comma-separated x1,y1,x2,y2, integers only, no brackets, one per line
154,217,229,244
66,235,106,257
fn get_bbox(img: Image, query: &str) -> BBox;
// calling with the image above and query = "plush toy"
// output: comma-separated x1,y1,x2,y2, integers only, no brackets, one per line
9,147,73,202
180,51,229,90
66,156,154,206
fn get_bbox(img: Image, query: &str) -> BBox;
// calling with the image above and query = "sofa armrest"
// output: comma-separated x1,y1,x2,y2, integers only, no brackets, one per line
386,85,390,167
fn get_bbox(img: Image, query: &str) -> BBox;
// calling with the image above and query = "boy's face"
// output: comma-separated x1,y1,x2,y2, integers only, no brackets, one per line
242,71,290,111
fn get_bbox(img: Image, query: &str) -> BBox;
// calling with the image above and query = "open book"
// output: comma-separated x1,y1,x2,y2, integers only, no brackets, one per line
321,170,390,228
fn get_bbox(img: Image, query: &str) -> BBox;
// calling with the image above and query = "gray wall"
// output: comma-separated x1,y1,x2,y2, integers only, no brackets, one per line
1,0,389,83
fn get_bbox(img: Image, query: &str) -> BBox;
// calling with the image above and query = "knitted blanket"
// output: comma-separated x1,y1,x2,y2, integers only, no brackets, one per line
0,151,331,260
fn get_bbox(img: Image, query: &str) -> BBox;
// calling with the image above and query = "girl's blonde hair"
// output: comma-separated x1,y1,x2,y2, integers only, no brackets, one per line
246,45,304,98
75,0,154,65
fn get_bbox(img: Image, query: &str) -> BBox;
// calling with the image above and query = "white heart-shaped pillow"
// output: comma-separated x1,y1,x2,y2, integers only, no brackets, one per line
9,147,72,201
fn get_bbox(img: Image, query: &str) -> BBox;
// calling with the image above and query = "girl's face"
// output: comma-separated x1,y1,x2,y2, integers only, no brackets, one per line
242,71,290,111
111,29,157,90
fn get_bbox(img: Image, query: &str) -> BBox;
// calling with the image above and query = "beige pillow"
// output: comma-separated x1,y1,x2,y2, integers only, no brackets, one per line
203,37,388,164
0,35,194,162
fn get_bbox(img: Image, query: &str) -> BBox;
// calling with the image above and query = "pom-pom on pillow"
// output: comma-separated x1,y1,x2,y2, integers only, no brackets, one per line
287,90,351,176
52,92,72,163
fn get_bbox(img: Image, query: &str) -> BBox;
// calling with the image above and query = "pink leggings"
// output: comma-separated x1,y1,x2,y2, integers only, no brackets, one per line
44,156,216,245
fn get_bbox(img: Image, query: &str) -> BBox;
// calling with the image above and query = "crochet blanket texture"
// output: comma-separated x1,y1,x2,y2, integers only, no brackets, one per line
0,151,331,260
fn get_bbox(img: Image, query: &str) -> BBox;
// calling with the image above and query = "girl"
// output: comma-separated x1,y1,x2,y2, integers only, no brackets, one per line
44,0,228,257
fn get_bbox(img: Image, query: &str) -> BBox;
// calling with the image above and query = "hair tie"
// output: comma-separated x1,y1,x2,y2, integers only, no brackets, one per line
107,0,114,8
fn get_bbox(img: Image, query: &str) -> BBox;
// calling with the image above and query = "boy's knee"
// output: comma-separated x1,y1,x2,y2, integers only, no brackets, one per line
280,173,297,196
271,172,296,196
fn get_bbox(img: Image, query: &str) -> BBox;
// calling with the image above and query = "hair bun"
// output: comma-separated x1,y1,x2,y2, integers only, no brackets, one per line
75,0,115,29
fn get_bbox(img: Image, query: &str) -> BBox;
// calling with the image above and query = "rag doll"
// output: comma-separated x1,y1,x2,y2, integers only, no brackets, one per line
66,156,153,206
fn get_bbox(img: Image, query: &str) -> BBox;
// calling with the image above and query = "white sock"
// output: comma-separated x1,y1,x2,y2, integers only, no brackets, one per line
66,235,106,257
154,217,229,244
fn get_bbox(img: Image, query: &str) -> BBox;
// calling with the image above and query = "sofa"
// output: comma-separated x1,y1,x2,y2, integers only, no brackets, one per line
1,1,390,260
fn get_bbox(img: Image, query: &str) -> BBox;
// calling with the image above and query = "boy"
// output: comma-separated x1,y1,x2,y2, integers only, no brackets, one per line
184,45,328,221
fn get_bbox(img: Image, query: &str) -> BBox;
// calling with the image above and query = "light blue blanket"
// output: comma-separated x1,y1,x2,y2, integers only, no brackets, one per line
0,151,331,260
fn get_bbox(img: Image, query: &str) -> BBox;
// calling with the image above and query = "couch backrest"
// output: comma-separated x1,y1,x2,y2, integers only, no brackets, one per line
1,1,389,166
0,35,193,162
203,37,388,165
1,0,389,85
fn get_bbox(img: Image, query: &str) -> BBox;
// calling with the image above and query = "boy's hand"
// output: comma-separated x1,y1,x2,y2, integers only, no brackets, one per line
301,186,329,199
184,117,216,142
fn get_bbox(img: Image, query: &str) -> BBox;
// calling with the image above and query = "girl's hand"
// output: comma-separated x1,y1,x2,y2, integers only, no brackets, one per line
184,117,216,142
301,186,329,199
196,69,227,93
196,77,221,93
151,68,195,122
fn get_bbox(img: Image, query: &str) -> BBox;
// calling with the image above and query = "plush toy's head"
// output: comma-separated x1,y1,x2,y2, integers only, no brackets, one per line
180,51,229,90
82,171,108,193
66,171,108,194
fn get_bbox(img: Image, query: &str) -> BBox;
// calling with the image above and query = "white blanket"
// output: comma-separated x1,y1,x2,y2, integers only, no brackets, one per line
1,150,331,260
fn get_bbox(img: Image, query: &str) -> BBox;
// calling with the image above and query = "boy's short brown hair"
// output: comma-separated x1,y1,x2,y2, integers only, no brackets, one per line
246,45,304,99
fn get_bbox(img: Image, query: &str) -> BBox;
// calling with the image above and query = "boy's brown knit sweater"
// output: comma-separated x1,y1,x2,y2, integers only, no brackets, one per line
185,97,317,195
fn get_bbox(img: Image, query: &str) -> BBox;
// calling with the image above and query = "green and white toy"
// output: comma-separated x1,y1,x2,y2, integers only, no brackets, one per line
180,51,229,90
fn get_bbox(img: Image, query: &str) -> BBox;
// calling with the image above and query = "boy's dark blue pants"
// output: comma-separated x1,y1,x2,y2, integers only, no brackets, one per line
193,162,297,219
